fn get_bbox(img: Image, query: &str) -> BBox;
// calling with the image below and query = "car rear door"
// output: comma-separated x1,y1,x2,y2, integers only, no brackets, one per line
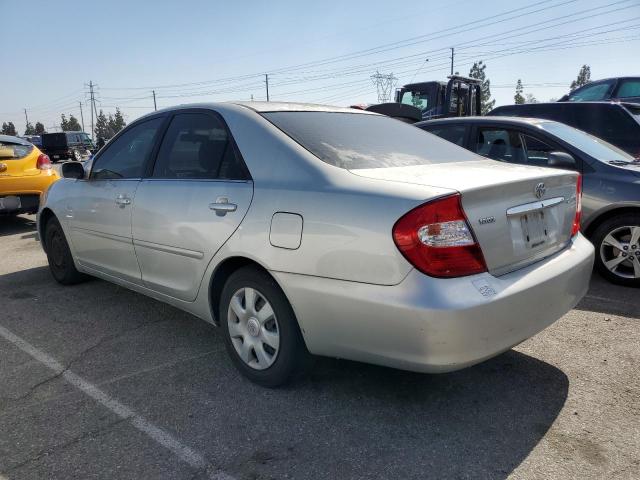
67,116,165,283
132,109,253,301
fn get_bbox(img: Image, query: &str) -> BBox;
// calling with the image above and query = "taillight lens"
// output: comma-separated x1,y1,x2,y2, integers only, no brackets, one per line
393,194,487,278
571,174,582,236
36,153,52,170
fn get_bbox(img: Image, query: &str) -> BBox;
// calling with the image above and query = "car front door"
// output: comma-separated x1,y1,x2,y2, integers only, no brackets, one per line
67,116,165,283
132,110,253,301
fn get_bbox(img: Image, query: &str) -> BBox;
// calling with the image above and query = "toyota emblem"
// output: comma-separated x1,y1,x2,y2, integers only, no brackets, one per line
0,163,7,173
534,182,546,199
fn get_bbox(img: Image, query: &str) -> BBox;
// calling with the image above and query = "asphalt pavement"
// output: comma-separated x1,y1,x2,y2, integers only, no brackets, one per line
1,214,638,480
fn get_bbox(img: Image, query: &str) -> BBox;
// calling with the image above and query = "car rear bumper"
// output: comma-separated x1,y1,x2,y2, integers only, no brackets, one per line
272,233,594,373
0,171,59,214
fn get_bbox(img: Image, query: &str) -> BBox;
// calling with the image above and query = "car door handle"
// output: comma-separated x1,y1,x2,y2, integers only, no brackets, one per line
115,195,131,207
209,197,237,214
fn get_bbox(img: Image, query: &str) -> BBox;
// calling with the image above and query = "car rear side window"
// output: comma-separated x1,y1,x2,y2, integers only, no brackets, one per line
262,111,479,169
424,125,466,146
617,79,640,98
475,128,526,164
567,81,614,101
91,117,163,180
152,113,247,180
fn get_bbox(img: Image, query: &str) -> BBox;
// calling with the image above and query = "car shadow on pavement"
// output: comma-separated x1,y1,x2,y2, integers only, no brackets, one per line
574,273,640,318
0,215,37,237
0,265,569,480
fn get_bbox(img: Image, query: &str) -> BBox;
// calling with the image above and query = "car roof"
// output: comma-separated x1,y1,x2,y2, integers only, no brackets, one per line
492,101,640,109
0,134,31,146
140,101,377,119
416,116,557,128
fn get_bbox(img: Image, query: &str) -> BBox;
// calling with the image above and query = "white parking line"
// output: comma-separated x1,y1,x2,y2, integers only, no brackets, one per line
0,325,236,480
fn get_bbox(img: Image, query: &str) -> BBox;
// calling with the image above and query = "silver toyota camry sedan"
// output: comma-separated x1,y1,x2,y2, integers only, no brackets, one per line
38,102,594,386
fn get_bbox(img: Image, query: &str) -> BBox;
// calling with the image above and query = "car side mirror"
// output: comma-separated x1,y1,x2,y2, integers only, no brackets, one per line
62,161,86,179
548,151,576,169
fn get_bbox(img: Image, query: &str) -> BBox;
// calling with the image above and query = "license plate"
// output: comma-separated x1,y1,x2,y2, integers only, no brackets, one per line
520,211,548,249
0,196,21,210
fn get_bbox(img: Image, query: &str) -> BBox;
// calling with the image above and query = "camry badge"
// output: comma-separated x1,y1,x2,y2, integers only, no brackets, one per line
534,182,546,199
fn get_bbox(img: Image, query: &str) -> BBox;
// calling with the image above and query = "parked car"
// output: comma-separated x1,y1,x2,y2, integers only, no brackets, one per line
488,102,640,159
41,131,94,162
0,135,58,215
558,77,640,103
417,116,640,286
38,103,593,386
21,134,42,148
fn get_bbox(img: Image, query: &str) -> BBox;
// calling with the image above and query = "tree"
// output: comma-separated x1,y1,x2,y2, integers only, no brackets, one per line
570,65,591,91
94,110,114,139
514,79,525,104
68,115,82,131
107,108,126,136
35,122,46,134
24,122,36,135
525,93,539,104
2,122,17,136
469,60,495,114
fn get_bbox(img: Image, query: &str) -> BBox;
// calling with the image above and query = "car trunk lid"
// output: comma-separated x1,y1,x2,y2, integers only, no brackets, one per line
351,159,579,276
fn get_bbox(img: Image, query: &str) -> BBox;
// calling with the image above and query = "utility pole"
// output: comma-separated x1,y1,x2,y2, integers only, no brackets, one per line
450,48,455,76
79,101,85,131
152,90,157,111
23,109,29,130
265,74,270,102
88,81,95,141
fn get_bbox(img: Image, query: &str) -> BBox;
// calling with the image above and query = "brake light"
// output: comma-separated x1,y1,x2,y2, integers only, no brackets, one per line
393,194,487,278
36,153,52,170
571,174,582,236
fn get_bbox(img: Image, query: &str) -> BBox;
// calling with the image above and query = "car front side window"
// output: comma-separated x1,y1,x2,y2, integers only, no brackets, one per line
90,117,163,180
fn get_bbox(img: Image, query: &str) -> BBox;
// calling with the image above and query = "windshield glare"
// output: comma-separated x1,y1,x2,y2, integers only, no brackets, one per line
540,122,635,163
262,111,479,169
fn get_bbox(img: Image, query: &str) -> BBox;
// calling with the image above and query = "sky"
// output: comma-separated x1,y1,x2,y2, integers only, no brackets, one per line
1,0,639,135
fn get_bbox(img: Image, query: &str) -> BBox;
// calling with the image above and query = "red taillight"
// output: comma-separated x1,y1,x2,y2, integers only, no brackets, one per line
36,153,52,170
393,194,487,278
571,174,582,236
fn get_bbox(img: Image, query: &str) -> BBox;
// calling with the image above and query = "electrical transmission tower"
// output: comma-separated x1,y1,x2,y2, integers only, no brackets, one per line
371,71,397,103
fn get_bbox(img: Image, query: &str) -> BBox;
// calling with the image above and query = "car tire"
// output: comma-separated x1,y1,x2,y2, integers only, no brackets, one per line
44,217,88,285
72,150,82,162
592,212,640,287
220,266,313,387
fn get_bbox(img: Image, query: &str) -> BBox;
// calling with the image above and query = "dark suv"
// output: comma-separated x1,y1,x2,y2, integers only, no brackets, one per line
41,131,94,162
558,77,640,103
488,102,640,159
417,116,640,286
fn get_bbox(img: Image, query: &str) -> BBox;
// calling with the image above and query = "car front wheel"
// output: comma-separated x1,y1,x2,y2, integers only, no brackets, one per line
592,213,640,287
44,217,88,285
72,150,82,162
220,266,313,386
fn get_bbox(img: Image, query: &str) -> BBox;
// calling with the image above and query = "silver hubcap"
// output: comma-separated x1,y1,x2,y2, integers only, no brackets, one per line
227,287,279,370
600,225,640,279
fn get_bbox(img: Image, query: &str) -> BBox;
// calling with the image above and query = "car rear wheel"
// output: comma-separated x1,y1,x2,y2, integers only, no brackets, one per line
220,266,313,386
592,213,640,287
45,217,88,285
72,150,82,162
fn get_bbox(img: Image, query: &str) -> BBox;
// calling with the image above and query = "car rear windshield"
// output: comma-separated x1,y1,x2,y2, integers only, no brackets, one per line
0,141,33,160
540,122,634,163
262,111,479,169
42,133,68,148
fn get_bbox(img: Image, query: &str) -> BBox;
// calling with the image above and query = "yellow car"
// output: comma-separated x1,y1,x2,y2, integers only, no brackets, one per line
0,135,59,215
